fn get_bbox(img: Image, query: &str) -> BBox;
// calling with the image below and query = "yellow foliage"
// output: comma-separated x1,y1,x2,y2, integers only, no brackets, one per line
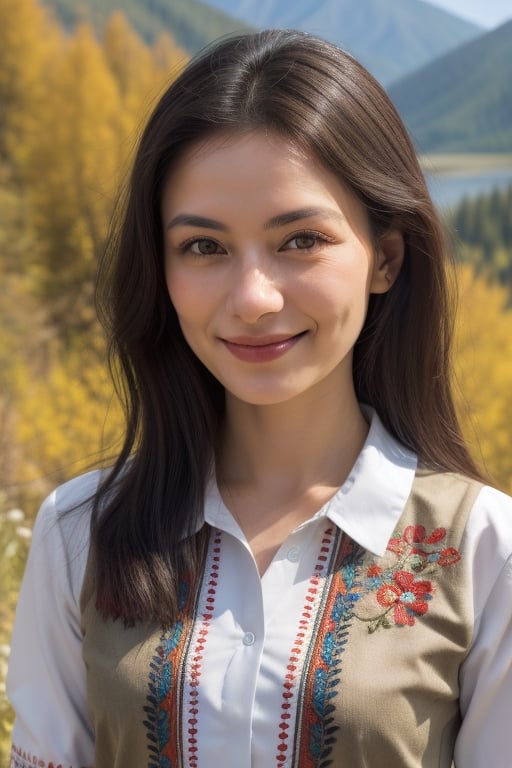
0,8,189,758
0,0,61,162
16,22,126,331
13,344,124,505
152,31,189,77
454,265,512,493
103,14,188,142
23,23,123,256
103,10,157,130
7,10,188,335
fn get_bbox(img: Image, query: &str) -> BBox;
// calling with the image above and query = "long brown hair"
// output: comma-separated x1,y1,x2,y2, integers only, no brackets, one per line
93,29,482,626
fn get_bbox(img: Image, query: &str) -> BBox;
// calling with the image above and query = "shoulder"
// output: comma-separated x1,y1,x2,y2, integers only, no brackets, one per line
467,484,512,561
36,467,105,530
33,468,105,552
462,483,512,622
31,468,106,604
43,467,105,516
414,472,512,557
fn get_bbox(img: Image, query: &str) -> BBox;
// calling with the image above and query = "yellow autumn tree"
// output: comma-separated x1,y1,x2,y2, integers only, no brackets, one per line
103,13,188,141
454,265,512,493
103,11,157,135
18,22,124,336
2,11,190,504
152,30,189,82
0,0,61,163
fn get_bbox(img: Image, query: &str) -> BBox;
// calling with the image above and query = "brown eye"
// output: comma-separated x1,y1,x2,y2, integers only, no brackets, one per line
292,235,317,249
190,238,221,255
282,233,322,251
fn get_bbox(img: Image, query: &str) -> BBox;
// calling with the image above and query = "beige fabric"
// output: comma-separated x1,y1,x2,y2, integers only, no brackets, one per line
80,470,481,767
304,470,480,767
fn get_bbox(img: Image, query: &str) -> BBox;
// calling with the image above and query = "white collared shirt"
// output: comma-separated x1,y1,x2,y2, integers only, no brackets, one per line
7,412,512,767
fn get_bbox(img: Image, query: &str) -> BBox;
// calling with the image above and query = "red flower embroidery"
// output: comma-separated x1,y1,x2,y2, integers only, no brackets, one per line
387,536,407,556
386,525,461,571
356,525,461,633
403,525,427,543
376,570,432,626
438,547,461,566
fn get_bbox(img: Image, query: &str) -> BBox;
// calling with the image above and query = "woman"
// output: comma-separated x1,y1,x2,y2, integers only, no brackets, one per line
8,29,512,768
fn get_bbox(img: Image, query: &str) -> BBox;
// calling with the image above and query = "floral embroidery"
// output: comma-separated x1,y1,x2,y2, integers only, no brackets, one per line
376,570,432,626
353,525,461,633
292,523,463,765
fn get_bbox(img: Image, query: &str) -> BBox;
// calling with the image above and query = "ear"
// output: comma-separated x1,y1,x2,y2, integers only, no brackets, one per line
369,228,405,295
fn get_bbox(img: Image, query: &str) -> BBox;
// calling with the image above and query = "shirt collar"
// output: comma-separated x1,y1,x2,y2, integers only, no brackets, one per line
324,408,417,556
204,482,244,539
203,408,418,556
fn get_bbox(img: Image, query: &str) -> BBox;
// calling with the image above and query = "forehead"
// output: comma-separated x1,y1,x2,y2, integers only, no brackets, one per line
162,130,365,219
170,129,313,178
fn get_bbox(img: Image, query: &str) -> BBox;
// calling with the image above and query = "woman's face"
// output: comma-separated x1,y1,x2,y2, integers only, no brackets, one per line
162,130,399,408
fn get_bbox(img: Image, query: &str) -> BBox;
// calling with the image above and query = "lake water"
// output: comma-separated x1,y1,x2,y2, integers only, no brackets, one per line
426,167,512,210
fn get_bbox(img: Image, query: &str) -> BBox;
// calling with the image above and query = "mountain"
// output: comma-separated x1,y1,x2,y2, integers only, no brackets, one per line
197,0,482,84
42,0,252,53
388,20,512,153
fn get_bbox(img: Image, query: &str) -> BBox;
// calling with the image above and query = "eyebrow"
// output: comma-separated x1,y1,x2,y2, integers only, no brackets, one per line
263,207,346,229
166,207,345,232
166,214,228,231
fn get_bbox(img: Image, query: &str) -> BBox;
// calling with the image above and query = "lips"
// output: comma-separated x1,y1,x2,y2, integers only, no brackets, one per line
219,331,306,363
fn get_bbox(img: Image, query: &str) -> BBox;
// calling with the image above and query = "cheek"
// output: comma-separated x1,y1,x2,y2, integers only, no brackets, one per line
304,259,371,313
165,267,204,322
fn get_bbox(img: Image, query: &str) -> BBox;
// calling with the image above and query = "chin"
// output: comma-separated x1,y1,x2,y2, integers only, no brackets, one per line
223,382,312,408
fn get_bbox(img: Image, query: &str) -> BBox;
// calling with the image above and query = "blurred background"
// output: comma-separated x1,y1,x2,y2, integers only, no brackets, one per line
1,0,511,756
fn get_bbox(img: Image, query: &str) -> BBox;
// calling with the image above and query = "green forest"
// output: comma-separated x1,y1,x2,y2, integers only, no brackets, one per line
1,0,512,758
450,185,512,291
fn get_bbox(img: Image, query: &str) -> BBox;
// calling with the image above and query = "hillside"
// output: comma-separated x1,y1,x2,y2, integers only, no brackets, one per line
199,0,482,84
389,20,512,153
42,0,252,53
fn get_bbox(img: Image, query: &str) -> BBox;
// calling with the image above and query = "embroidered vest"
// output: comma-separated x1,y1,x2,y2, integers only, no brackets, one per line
80,470,480,767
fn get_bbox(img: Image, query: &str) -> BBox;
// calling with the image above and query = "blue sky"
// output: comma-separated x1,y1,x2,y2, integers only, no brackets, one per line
429,0,511,28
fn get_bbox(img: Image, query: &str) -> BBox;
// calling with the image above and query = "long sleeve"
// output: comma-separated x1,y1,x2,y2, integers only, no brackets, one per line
455,484,512,768
7,473,99,768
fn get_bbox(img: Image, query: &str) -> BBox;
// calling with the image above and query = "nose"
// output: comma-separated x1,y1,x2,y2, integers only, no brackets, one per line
226,259,284,324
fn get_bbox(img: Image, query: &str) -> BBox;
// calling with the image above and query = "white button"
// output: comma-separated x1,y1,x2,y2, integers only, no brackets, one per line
243,631,255,646
286,546,301,562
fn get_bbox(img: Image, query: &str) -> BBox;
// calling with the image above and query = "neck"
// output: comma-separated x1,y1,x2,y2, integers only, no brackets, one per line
217,380,368,500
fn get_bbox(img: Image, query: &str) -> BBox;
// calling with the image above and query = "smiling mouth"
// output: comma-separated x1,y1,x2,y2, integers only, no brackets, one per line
220,331,307,362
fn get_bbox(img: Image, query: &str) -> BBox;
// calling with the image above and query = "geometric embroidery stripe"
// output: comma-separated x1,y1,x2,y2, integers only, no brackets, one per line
291,533,360,768
183,530,223,768
275,525,339,768
144,566,205,768
272,526,341,768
